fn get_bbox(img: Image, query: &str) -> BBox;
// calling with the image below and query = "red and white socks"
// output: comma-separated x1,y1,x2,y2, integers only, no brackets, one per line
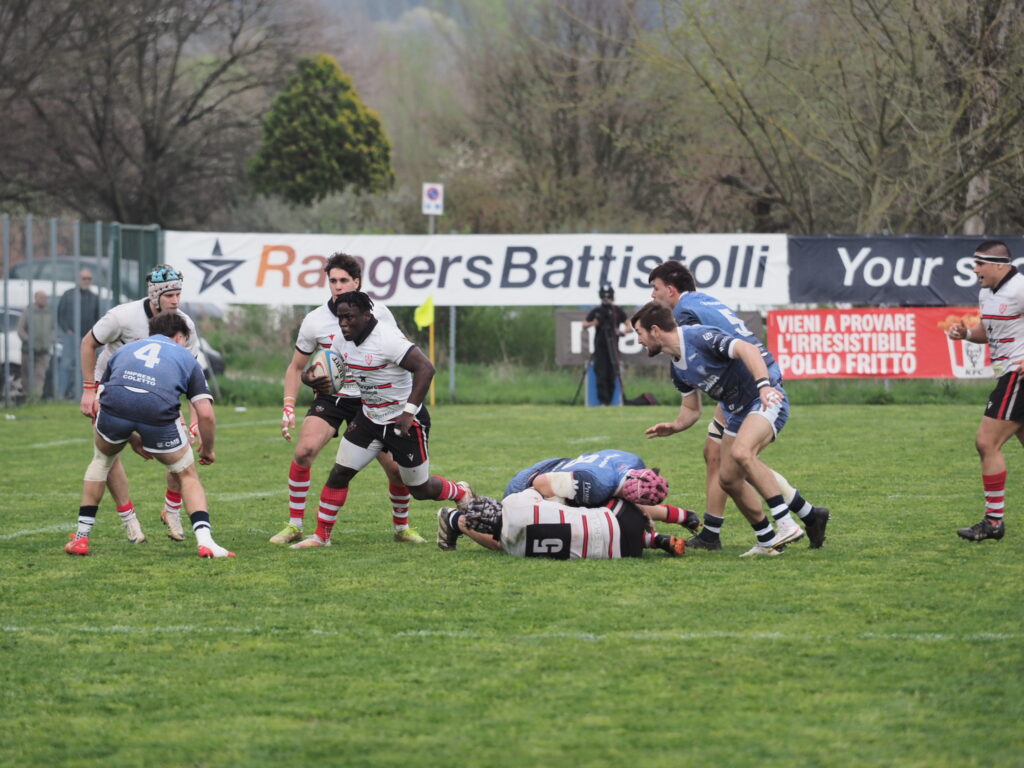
983,471,1006,523
287,460,311,531
390,482,412,532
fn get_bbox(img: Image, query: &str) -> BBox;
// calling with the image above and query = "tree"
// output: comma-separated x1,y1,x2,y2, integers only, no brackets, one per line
250,53,394,206
650,0,1024,234
442,0,682,232
0,0,306,227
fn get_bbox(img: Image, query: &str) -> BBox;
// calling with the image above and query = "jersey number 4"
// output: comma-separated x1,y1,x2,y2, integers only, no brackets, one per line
133,342,163,369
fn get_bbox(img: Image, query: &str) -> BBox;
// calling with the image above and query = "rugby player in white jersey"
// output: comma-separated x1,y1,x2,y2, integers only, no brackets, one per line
78,264,201,544
271,253,423,545
946,240,1024,542
290,291,474,548
439,490,686,559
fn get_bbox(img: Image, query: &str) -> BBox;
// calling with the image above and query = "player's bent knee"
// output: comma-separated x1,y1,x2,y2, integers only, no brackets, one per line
84,446,118,482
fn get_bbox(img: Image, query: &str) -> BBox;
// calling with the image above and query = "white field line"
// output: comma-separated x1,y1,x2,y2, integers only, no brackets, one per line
1,625,1018,643
24,420,278,449
0,523,72,540
29,438,89,449
208,490,286,502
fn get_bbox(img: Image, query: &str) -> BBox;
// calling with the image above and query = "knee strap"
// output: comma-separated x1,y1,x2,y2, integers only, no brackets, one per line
84,446,118,482
165,449,195,474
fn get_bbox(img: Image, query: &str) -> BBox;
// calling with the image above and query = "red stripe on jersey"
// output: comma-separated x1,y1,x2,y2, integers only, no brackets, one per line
364,400,401,408
534,505,540,525
347,363,389,371
581,515,589,558
604,510,614,558
995,338,1015,343
376,382,393,389
559,509,565,524
997,371,1019,419
982,313,1022,320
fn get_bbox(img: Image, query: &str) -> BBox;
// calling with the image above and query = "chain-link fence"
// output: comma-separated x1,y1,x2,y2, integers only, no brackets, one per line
1,215,160,407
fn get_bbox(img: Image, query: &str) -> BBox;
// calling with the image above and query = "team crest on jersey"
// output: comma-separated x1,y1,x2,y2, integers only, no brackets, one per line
364,354,374,366
999,303,1008,314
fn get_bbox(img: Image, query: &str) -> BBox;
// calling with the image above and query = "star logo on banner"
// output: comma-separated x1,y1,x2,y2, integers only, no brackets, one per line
189,238,245,295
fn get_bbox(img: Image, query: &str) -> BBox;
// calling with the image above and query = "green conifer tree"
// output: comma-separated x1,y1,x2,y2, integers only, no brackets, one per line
251,54,394,205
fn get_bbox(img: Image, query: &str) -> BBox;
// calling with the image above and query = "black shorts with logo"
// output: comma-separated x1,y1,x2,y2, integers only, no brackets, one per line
615,501,647,559
985,369,1024,423
342,407,433,469
305,394,361,436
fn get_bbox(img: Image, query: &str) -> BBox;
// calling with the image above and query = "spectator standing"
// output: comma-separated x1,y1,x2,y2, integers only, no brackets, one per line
57,269,101,398
17,290,54,400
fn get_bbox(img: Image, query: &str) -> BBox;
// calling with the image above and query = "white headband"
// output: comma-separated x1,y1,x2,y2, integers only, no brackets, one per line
973,251,1010,264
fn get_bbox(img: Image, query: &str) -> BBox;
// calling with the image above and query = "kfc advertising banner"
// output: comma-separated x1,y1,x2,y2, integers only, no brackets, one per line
789,235,1024,305
165,231,789,308
768,307,992,379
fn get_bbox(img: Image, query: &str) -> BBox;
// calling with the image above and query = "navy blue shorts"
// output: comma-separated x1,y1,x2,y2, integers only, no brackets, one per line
723,386,790,440
95,407,188,453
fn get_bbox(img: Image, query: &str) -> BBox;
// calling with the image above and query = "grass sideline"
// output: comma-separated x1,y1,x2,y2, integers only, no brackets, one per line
212,363,994,407
1,402,1022,767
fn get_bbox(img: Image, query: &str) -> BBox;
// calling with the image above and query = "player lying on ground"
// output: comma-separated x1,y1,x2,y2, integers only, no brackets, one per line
65,312,234,558
437,489,686,559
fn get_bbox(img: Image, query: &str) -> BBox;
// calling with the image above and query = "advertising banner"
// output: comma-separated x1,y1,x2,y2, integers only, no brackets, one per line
789,235,1024,306
768,307,992,379
165,231,789,308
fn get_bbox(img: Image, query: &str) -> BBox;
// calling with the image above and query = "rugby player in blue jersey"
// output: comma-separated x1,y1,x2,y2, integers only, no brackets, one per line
647,261,827,550
64,312,234,558
631,301,828,556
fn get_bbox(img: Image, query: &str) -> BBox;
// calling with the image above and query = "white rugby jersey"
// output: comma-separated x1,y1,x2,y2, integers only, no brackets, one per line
295,300,397,398
330,317,414,423
91,298,199,379
979,269,1024,376
500,489,623,559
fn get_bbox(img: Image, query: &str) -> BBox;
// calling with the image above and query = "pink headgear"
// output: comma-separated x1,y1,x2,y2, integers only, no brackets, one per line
620,469,668,505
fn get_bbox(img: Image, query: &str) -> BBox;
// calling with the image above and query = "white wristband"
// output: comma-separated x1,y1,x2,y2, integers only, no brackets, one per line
403,402,420,415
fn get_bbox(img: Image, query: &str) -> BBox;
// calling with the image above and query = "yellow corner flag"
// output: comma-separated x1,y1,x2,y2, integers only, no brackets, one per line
414,296,435,329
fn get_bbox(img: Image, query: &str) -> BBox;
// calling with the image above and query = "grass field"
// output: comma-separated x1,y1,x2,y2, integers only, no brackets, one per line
2,402,1022,767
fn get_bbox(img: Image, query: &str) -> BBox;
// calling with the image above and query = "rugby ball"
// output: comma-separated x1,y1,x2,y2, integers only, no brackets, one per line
307,349,346,394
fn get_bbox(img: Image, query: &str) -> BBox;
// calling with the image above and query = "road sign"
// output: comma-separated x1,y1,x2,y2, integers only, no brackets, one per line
422,183,444,216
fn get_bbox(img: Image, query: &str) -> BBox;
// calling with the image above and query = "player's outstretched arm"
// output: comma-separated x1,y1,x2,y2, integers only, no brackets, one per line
645,392,701,438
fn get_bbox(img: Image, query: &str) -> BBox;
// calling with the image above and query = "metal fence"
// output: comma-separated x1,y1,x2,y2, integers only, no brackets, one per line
1,214,161,407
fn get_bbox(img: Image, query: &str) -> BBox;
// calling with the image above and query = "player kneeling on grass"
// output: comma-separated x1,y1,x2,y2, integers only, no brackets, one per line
290,291,474,549
438,489,686,559
64,313,234,559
